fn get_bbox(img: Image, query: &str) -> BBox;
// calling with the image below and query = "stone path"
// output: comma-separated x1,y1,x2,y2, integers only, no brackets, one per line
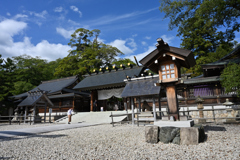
0,122,97,139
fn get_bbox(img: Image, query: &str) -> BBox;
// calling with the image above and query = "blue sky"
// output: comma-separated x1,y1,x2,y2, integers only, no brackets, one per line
0,0,181,62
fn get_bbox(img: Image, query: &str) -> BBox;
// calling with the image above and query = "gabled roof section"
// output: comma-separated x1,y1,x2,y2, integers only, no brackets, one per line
202,46,240,69
121,76,161,98
14,76,79,99
219,45,240,61
201,58,240,69
139,38,195,73
18,90,53,107
73,66,146,91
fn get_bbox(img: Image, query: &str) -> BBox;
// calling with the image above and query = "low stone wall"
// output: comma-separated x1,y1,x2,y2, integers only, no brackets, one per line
145,125,205,145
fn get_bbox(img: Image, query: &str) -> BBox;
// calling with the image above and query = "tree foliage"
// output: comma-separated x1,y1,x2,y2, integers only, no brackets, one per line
112,58,136,67
0,54,15,102
159,0,240,76
221,63,240,97
12,55,60,95
55,28,123,78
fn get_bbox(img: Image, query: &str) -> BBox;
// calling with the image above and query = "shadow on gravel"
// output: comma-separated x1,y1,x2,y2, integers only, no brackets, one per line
0,157,11,159
204,125,227,132
0,132,66,142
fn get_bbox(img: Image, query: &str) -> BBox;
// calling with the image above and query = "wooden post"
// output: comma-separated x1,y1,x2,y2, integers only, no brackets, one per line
111,112,114,127
153,97,157,122
44,102,47,123
212,106,216,124
24,107,27,124
33,105,36,125
138,97,141,112
124,101,127,111
166,85,179,120
131,98,134,125
137,108,139,127
158,95,161,119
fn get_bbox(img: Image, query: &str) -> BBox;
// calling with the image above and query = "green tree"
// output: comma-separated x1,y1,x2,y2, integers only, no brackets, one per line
55,28,123,78
159,0,240,76
12,55,60,95
112,58,136,67
0,54,15,113
221,63,240,97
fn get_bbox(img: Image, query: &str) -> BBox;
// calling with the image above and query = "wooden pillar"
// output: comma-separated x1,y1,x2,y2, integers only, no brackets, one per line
138,97,141,112
91,91,94,112
24,107,28,123
158,95,161,119
166,85,179,120
59,100,62,112
124,98,127,111
215,84,220,104
90,91,98,111
44,102,47,123
33,105,36,125
152,97,157,122
72,97,75,110
131,97,134,125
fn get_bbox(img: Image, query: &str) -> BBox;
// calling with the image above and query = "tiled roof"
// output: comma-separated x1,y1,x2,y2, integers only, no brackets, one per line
18,91,53,107
183,76,220,84
201,57,240,69
73,66,146,91
13,76,78,99
121,76,161,97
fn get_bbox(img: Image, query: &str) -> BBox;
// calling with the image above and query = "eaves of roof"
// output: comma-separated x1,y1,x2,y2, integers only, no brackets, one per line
13,75,79,99
73,66,145,91
183,76,220,84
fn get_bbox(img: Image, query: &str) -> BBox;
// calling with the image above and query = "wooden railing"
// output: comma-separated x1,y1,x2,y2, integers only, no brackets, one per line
0,115,35,125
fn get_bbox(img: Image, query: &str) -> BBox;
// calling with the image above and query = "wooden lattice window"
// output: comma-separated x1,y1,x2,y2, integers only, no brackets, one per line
161,63,175,80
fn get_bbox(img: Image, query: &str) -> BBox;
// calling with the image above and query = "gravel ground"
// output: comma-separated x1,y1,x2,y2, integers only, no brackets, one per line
0,123,240,160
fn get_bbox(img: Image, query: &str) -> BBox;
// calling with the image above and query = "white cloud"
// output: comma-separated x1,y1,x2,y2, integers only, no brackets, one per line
127,38,137,51
132,34,137,37
108,38,137,55
0,19,70,61
54,7,63,12
141,41,147,46
125,46,156,63
7,12,11,16
145,36,151,40
70,6,82,17
13,14,28,20
28,10,48,19
56,27,75,39
0,19,27,46
161,35,175,45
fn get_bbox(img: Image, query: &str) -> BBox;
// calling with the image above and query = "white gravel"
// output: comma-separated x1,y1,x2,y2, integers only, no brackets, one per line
0,123,240,159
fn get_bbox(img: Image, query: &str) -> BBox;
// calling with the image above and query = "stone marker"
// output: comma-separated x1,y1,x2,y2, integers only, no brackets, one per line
180,127,199,145
159,127,180,144
145,126,159,143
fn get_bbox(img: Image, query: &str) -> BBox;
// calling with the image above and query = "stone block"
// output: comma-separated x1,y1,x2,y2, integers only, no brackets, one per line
193,124,205,143
180,127,199,145
145,126,159,143
159,127,180,143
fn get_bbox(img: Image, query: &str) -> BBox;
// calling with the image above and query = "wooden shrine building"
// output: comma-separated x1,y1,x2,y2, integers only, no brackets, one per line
73,66,146,111
17,89,54,124
13,76,90,113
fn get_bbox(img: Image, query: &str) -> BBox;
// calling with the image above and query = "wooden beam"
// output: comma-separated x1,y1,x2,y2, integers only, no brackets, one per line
166,52,185,61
